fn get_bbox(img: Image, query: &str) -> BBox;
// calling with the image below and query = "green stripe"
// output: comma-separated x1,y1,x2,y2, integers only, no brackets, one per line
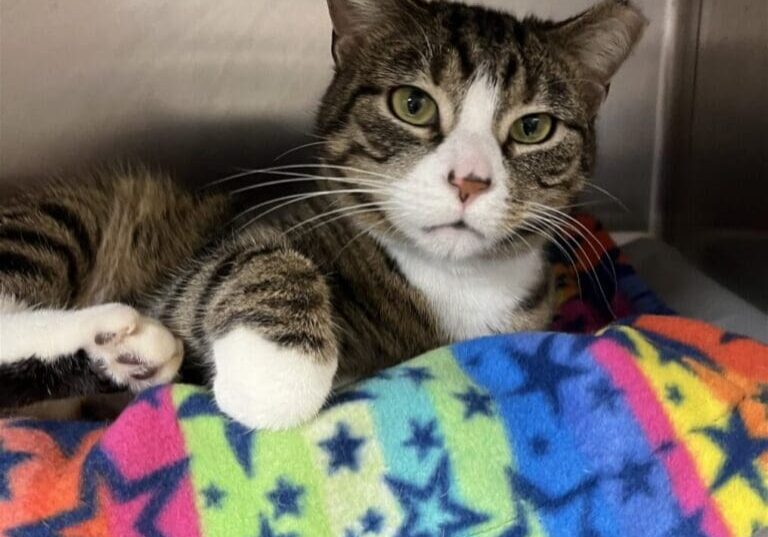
426,350,522,532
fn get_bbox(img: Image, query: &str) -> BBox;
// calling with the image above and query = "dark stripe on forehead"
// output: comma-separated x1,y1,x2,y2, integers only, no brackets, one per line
475,8,509,46
447,9,475,79
512,20,528,47
503,56,519,90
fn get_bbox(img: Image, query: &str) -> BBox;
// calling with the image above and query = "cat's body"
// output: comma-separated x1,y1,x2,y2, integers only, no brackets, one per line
0,0,646,429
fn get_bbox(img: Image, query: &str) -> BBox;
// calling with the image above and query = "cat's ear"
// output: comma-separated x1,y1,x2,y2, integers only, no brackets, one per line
548,0,648,111
326,0,422,66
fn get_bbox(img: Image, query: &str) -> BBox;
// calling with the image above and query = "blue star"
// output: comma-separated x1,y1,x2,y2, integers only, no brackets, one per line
10,420,104,458
267,478,305,519
135,388,163,408
455,387,493,420
257,515,297,537
202,484,226,509
506,336,587,415
178,393,256,477
500,469,531,537
697,411,768,500
589,377,624,411
8,447,187,537
0,441,32,500
400,367,435,387
319,423,366,475
385,456,488,537
529,435,550,457
361,509,385,534
667,510,708,537
615,459,655,502
403,420,442,461
665,384,685,406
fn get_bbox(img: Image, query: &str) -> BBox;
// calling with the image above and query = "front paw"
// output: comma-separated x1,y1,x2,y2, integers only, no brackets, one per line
212,327,338,430
83,305,183,391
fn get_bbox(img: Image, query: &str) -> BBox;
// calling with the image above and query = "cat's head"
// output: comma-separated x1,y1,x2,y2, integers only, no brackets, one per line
316,0,647,260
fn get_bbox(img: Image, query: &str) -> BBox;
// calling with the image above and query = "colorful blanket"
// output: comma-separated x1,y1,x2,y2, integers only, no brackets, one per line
1,217,766,537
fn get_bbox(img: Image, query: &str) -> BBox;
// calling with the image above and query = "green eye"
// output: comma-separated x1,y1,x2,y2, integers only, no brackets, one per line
510,113,555,144
389,86,439,127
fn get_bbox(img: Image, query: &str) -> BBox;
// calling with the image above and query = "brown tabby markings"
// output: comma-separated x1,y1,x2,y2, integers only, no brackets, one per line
0,0,646,427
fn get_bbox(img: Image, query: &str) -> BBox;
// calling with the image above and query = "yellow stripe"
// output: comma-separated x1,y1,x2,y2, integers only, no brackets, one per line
622,328,766,535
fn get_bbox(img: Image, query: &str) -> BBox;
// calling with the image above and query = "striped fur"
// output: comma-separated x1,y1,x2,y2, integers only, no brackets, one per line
0,0,646,428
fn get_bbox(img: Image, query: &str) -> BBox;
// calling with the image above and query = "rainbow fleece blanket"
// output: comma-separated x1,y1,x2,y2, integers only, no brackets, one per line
1,217,766,537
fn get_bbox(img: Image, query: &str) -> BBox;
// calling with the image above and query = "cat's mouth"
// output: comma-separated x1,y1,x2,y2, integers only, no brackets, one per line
423,220,485,239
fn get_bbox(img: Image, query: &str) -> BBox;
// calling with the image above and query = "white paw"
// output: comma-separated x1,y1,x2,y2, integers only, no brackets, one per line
212,327,337,430
82,304,183,391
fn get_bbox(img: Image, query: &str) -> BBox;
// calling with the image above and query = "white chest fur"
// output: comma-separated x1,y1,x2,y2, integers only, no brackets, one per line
385,244,545,341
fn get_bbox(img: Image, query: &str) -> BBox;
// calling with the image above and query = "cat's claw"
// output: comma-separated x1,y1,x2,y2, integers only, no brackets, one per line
82,304,183,391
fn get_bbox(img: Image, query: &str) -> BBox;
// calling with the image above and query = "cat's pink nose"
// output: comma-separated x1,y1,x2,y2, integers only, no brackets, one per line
448,171,492,204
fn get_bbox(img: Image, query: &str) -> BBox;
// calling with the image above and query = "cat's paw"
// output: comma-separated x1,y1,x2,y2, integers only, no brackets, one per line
212,327,337,430
82,305,183,391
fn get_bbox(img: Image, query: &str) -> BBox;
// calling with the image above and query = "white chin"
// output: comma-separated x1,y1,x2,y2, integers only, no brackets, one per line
414,227,491,260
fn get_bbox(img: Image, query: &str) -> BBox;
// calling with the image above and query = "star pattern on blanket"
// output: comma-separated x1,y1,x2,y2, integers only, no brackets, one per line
403,419,442,461
319,423,366,475
510,468,602,529
506,336,588,415
9,420,103,457
614,458,656,502
257,515,297,537
135,387,163,409
635,329,719,372
499,470,532,537
589,377,624,412
696,410,768,501
665,384,685,406
667,510,708,537
178,392,256,477
360,509,385,534
202,483,226,509
267,477,305,519
0,440,31,500
455,387,493,420
399,367,435,387
385,455,488,537
7,447,187,537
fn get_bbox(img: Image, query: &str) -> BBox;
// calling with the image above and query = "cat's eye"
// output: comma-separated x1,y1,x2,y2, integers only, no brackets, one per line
389,86,439,127
510,113,555,144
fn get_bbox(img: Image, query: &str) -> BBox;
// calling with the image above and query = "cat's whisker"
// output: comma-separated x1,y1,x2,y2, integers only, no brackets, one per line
525,203,619,296
236,190,386,233
227,173,385,196
273,141,331,162
526,213,616,319
283,202,393,237
582,182,628,212
230,189,380,227
207,162,404,190
519,220,584,301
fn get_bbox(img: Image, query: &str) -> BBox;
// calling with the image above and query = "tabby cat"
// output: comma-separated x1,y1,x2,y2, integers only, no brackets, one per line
0,0,646,429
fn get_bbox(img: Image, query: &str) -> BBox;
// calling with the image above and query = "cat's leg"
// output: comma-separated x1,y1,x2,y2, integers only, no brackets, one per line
0,297,182,390
0,170,228,404
152,228,338,430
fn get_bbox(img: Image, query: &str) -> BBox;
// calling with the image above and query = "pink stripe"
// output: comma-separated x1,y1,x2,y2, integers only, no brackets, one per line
102,388,203,537
592,340,733,537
